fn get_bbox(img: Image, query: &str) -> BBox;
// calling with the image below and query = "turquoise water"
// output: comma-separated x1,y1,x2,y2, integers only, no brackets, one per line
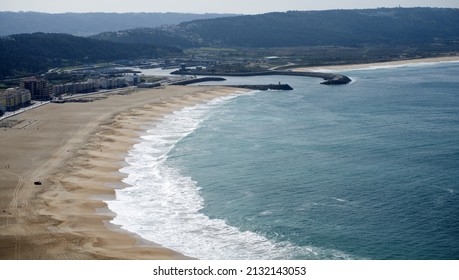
108,62,459,260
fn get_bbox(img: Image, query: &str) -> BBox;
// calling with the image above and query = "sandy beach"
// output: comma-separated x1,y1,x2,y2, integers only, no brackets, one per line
0,85,245,259
293,55,459,72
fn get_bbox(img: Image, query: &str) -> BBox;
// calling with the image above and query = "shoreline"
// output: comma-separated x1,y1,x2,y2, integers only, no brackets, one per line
1,56,458,260
292,55,459,72
0,85,246,259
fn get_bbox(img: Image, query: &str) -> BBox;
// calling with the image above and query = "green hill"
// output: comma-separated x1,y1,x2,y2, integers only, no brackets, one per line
91,8,459,48
0,33,181,79
94,27,198,48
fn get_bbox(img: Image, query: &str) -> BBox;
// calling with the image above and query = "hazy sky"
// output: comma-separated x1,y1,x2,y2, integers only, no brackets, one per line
2,0,459,14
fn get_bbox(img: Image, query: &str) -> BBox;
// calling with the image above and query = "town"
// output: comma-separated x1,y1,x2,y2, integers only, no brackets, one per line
1,73,142,117
0,58,198,117
0,53,289,117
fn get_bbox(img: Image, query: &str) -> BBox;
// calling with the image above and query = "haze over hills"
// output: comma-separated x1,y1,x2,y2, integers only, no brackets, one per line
91,8,459,48
0,12,236,36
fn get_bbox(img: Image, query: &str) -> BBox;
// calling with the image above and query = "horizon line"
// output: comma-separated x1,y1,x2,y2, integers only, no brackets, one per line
1,6,458,15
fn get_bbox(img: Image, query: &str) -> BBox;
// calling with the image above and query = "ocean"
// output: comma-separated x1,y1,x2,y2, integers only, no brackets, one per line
107,61,459,260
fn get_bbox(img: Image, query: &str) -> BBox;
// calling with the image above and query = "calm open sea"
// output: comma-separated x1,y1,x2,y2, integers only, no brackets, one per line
107,61,459,259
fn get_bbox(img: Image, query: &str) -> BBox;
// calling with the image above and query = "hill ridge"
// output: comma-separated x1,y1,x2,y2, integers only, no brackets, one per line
90,8,459,48
0,11,237,36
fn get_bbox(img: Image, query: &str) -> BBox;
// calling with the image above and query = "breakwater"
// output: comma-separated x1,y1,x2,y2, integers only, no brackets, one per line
171,70,351,85
170,76,294,90
170,77,226,85
227,84,293,91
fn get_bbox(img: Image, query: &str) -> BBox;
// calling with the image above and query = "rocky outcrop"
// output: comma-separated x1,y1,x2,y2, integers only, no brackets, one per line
320,74,352,85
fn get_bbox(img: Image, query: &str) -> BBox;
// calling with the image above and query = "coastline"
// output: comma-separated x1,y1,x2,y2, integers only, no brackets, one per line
1,55,458,260
292,55,459,72
0,85,246,259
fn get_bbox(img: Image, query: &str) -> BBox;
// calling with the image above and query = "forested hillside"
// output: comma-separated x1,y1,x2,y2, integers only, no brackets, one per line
91,8,459,48
94,27,199,48
0,33,181,78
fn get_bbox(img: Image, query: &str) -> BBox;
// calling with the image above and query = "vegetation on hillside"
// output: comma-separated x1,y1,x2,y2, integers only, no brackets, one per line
94,27,198,48
91,8,459,48
181,8,459,47
0,33,181,79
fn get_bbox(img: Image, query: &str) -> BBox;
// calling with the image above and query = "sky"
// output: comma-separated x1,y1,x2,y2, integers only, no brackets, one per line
2,0,459,14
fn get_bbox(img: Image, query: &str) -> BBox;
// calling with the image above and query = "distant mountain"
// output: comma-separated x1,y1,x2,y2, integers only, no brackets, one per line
0,12,237,36
0,33,181,79
91,8,459,48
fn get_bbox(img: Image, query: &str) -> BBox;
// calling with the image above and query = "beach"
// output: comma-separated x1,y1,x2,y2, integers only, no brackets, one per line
0,85,245,259
1,56,458,260
293,55,459,72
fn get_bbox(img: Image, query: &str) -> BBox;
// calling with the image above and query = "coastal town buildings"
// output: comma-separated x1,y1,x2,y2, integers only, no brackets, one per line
1,73,142,115
52,80,98,96
21,77,50,101
123,74,141,85
51,75,140,96
0,88,32,113
51,76,136,96
97,77,128,89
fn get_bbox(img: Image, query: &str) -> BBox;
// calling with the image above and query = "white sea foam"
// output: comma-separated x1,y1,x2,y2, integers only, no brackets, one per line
106,92,352,260
330,197,346,202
